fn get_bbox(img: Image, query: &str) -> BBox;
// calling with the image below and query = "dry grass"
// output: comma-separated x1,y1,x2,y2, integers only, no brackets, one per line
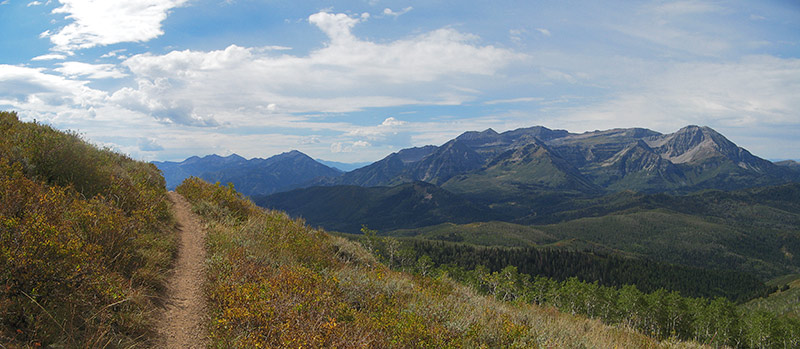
178,178,703,348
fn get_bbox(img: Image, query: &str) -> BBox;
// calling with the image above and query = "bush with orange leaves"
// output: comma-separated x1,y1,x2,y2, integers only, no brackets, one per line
0,111,176,347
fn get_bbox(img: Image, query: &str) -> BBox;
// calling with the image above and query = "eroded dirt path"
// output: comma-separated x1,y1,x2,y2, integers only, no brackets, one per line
157,192,207,348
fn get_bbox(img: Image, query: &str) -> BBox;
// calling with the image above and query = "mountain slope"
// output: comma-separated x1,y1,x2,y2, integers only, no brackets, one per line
776,160,800,173
321,124,797,194
442,140,600,197
586,140,687,191
334,145,438,186
154,150,342,196
254,181,503,233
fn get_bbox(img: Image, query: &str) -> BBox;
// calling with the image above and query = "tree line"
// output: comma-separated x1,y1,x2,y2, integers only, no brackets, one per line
404,238,772,302
356,227,798,348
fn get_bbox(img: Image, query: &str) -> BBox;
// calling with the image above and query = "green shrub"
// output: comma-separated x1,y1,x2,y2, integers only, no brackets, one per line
0,111,176,347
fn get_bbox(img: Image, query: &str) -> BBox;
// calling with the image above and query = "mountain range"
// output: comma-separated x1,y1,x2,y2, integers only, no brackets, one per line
153,150,342,196
155,124,800,283
156,125,798,199
251,125,797,233
327,125,795,193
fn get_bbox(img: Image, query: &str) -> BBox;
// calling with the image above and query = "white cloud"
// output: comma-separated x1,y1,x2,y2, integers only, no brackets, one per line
331,140,371,153
300,136,321,144
110,78,220,127
381,117,406,126
54,61,127,79
32,53,68,61
0,64,105,109
535,28,551,37
509,29,525,43
44,0,189,53
100,49,127,58
28,1,43,6
257,45,292,52
112,11,520,125
308,12,364,43
383,6,412,18
339,117,411,150
138,137,164,151
555,56,800,132
1,1,10,5
483,97,542,105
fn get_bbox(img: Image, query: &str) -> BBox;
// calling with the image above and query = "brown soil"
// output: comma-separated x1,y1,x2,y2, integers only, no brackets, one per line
155,192,207,348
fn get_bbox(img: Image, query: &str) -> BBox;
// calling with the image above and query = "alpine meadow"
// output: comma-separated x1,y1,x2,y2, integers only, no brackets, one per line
2,0,800,348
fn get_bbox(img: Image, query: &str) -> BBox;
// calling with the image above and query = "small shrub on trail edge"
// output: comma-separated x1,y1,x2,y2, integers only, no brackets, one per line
178,177,700,348
0,111,176,347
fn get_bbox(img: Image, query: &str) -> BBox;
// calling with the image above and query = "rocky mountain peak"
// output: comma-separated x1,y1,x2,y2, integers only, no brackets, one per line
647,125,738,164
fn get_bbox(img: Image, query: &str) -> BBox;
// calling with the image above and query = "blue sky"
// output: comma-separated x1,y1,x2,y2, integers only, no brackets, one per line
1,0,799,163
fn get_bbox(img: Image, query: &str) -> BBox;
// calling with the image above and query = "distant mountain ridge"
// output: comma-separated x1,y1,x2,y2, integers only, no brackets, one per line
257,181,502,233
327,125,797,193
153,150,342,196
776,159,800,173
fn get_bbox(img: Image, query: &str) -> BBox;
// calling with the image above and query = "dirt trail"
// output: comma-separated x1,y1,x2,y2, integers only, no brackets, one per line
156,192,207,348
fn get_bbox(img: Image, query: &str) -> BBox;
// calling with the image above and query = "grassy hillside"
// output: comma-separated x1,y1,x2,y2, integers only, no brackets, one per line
539,209,799,279
744,275,800,319
0,112,176,346
255,181,501,233
395,238,769,302
389,221,558,247
177,178,698,347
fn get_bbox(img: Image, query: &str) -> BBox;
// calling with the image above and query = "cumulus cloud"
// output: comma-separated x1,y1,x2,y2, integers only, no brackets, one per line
110,78,219,127
138,137,164,151
308,11,366,43
331,140,371,153
381,117,406,126
0,64,105,110
44,0,189,53
340,116,412,150
54,61,127,79
112,11,520,125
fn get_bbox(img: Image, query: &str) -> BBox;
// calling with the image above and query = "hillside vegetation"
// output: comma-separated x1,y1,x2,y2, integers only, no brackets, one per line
354,229,799,348
0,111,176,347
744,275,800,320
177,177,696,348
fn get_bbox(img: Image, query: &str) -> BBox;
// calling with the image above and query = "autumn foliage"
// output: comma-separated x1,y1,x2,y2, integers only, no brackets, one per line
0,111,176,347
177,177,697,348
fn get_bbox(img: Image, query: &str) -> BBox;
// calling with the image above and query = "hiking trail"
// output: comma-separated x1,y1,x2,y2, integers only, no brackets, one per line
156,192,207,348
